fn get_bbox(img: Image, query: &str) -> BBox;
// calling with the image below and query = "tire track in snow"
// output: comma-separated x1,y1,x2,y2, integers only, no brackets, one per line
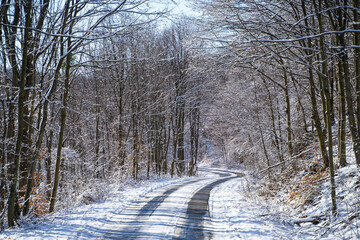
104,179,202,239
104,169,242,239
173,172,243,240
137,179,202,218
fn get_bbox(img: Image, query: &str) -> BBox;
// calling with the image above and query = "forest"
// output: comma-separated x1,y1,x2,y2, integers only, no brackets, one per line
1,0,360,236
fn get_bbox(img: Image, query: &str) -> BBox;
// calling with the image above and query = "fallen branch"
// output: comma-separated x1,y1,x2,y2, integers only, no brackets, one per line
292,215,325,225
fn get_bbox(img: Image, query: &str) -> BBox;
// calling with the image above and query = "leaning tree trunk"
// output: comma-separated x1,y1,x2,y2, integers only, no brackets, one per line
254,80,271,178
49,36,72,213
263,78,284,167
300,0,329,168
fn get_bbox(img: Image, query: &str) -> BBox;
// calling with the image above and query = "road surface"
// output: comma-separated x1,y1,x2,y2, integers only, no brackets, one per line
102,169,242,240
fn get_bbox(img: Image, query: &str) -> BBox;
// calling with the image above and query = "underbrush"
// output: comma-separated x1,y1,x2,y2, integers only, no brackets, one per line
251,149,360,239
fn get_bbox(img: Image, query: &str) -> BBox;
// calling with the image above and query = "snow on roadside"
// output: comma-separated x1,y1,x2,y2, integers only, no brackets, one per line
208,145,360,240
269,143,360,240
209,167,360,240
0,176,190,240
5,165,357,240
293,162,360,240
209,175,311,240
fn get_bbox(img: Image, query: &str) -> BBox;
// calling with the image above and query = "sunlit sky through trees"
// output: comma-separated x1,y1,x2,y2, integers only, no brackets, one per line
152,0,200,26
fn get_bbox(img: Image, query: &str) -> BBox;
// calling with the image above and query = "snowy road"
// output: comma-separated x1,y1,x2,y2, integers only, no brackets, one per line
5,168,299,240
2,166,352,240
103,169,241,240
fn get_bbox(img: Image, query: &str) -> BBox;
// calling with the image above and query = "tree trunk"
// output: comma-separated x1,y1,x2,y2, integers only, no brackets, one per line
95,77,101,178
254,80,271,178
336,37,347,167
312,0,336,214
291,74,308,132
131,96,139,180
263,78,284,167
8,0,32,227
0,101,6,227
49,33,72,213
301,0,329,168
22,0,51,216
355,0,360,145
189,106,200,176
171,113,177,178
176,101,185,176
283,69,293,156
337,66,347,167
23,93,50,215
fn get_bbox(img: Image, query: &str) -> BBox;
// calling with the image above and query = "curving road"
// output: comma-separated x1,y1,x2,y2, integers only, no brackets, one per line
102,168,242,240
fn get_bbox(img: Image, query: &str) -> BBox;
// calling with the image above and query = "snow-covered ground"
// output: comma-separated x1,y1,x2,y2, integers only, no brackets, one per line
210,176,299,240
0,169,297,240
0,177,191,240
292,162,360,240
210,164,360,240
1,165,359,239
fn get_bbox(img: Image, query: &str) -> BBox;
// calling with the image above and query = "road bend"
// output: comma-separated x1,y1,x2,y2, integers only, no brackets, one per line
103,169,242,240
